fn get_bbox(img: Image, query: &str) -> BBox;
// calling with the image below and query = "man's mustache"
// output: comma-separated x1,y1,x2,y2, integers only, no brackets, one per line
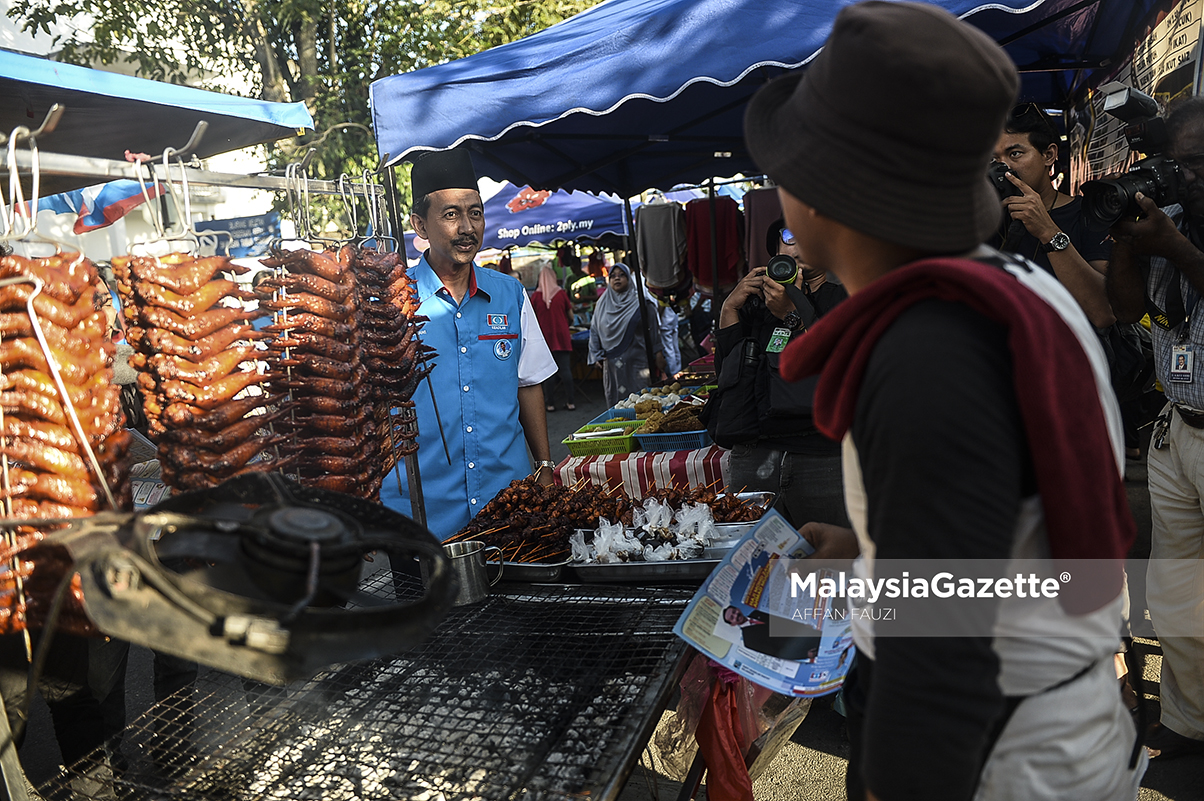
453,236,478,247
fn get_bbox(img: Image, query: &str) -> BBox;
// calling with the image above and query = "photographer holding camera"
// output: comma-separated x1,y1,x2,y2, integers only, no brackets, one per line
703,219,848,527
992,103,1116,328
1106,96,1204,762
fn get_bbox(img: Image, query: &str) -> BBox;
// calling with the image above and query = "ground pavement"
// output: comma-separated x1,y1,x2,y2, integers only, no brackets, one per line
17,380,1204,798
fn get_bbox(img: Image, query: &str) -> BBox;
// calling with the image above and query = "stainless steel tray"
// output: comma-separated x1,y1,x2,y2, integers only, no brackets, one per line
493,559,572,582
566,558,720,583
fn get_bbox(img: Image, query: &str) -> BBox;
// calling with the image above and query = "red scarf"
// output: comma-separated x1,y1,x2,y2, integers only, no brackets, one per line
782,257,1133,615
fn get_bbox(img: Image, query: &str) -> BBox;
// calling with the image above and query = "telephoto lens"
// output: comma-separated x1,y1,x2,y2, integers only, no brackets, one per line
766,254,798,285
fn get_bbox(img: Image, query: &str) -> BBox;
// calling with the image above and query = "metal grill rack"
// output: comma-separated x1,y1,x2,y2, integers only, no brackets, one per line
39,581,693,801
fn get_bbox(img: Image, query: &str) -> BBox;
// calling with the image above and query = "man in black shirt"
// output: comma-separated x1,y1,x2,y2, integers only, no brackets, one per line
743,3,1141,800
993,103,1115,328
712,218,848,527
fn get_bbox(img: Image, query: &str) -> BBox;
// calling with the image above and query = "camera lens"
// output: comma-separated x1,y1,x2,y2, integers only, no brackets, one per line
988,162,1023,199
766,255,798,285
1081,179,1131,228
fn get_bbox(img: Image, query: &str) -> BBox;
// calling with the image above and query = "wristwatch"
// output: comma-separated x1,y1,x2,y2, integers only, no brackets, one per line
781,310,803,331
534,460,557,474
1041,231,1071,253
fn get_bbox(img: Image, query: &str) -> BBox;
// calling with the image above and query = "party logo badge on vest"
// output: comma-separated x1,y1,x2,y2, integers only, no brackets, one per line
487,313,508,330
494,339,513,360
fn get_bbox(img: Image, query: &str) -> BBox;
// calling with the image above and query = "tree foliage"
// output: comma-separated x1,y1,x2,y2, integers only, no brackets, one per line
8,0,602,231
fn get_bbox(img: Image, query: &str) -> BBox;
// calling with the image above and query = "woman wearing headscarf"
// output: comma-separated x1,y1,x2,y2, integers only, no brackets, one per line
531,262,576,412
588,263,663,408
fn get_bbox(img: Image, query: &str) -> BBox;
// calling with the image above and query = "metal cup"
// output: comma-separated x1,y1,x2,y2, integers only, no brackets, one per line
442,541,503,606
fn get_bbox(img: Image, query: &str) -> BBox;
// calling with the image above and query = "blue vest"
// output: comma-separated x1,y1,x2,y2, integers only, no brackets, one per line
380,256,531,538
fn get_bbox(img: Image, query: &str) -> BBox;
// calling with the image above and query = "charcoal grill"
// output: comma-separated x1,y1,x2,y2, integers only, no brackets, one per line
40,580,693,801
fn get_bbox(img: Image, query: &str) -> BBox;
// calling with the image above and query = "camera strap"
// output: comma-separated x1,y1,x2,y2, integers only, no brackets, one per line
785,283,820,329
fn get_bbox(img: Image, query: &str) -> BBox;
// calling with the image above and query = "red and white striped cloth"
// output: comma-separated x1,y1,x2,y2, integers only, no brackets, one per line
554,446,730,499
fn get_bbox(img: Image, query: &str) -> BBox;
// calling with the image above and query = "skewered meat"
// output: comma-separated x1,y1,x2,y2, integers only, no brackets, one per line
0,388,120,428
1,439,89,479
135,279,255,316
0,337,110,385
2,418,79,451
161,395,271,431
260,293,354,320
160,371,278,410
256,271,353,303
0,311,107,347
138,304,255,341
277,371,365,401
262,312,354,340
275,353,360,381
161,409,285,449
144,324,267,363
0,284,96,329
116,252,284,495
292,383,371,415
149,347,258,384
0,254,92,302
267,333,355,362
125,254,247,294
159,435,284,474
287,409,371,437
260,247,348,281
1,369,107,405
0,253,131,636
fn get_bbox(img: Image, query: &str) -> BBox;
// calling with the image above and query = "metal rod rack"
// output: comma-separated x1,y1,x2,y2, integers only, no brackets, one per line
3,149,385,197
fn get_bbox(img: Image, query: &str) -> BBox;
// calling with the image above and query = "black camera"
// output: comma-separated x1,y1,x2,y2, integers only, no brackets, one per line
989,161,1024,199
1080,84,1182,228
765,254,798,285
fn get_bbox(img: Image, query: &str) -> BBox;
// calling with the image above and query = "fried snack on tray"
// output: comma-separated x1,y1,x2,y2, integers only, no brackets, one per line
636,404,702,434
658,404,704,432
633,399,661,417
636,411,665,434
448,476,764,562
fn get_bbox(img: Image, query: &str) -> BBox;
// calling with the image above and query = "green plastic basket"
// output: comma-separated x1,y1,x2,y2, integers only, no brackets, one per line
563,420,644,456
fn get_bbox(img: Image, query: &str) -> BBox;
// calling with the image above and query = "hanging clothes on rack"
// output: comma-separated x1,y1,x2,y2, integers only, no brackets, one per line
635,199,687,289
742,186,783,270
685,196,744,294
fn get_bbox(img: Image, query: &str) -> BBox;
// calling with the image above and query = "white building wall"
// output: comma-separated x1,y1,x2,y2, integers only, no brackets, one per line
2,2,278,259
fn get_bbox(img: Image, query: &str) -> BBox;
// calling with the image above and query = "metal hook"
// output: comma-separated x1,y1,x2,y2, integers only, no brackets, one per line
338,174,358,238
132,159,165,239
164,121,208,161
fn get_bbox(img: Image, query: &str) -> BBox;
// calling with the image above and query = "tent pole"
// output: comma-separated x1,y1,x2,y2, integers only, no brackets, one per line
707,179,721,337
623,197,660,385
383,163,405,252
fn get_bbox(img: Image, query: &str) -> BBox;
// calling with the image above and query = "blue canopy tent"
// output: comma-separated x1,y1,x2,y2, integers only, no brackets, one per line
481,182,629,250
1,49,314,193
371,0,1174,379
370,0,1175,197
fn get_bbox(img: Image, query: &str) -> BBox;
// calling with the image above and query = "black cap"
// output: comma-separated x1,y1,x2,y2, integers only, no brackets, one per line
410,149,479,199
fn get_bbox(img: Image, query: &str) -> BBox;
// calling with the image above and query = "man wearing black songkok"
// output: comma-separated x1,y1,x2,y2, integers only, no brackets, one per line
379,149,557,538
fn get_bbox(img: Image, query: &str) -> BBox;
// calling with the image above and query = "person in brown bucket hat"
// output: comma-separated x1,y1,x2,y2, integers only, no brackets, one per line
744,3,1144,800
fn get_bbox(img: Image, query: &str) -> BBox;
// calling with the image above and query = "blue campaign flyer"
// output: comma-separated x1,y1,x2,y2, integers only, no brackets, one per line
672,508,854,696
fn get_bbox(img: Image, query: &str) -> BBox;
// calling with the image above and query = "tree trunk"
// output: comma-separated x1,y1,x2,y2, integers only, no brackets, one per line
239,0,290,103
297,16,319,103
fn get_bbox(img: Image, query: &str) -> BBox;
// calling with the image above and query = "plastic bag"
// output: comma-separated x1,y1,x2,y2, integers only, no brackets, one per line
633,497,673,532
642,540,702,561
593,518,642,564
569,529,594,562
648,653,777,787
672,501,717,545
